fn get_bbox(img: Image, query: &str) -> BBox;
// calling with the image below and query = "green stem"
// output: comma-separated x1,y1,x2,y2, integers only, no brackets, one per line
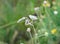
0,21,17,29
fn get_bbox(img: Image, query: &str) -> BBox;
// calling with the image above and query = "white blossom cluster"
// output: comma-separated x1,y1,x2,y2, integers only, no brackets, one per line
17,14,38,33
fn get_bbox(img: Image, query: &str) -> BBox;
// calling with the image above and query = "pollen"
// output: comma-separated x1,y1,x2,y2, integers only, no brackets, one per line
51,28,57,34
43,1,50,7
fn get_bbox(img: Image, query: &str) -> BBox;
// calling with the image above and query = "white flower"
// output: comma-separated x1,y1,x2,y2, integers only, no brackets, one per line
17,17,26,23
35,33,38,36
34,7,40,11
38,30,41,33
29,15,38,20
25,18,32,25
43,0,47,4
20,43,24,44
54,10,58,15
25,18,30,25
27,28,31,32
44,32,48,36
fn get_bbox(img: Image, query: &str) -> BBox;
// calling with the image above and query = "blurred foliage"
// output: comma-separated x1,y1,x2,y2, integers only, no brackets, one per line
0,0,60,44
